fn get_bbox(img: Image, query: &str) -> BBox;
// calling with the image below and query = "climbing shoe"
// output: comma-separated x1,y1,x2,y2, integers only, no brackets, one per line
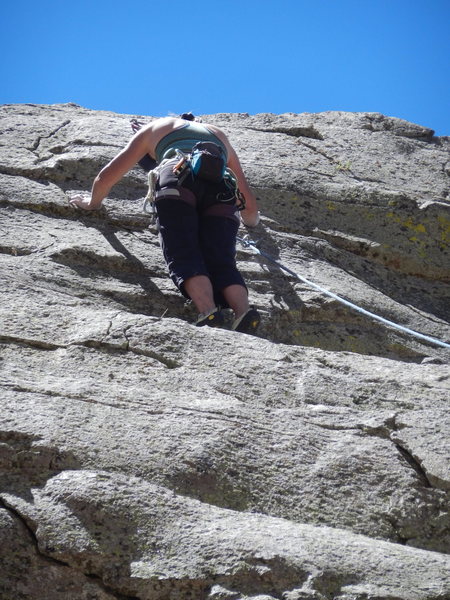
232,307,261,334
196,307,224,328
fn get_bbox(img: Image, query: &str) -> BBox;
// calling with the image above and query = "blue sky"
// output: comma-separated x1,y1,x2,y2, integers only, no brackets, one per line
2,0,449,135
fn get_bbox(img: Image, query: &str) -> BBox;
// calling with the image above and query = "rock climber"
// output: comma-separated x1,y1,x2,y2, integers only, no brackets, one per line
69,113,261,333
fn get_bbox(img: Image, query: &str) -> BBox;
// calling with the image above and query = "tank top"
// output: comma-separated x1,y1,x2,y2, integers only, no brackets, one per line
154,122,228,163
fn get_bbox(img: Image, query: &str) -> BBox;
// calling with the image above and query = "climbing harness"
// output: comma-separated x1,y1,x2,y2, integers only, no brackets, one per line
237,235,450,350
142,151,186,218
143,149,246,219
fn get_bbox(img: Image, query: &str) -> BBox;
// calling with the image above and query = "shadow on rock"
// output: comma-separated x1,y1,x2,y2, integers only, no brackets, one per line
0,430,81,502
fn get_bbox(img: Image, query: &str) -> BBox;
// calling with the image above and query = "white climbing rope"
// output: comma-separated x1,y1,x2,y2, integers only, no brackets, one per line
237,236,450,350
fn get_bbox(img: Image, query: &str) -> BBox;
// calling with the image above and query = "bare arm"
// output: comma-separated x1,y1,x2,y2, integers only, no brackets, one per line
70,128,152,210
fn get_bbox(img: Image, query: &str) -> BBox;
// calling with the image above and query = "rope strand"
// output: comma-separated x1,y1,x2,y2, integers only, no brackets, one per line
237,236,450,350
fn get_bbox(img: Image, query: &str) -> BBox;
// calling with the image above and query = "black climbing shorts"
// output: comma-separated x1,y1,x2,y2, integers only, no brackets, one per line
154,158,246,306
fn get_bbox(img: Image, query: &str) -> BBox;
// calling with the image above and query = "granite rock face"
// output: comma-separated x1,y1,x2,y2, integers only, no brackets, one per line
0,103,449,599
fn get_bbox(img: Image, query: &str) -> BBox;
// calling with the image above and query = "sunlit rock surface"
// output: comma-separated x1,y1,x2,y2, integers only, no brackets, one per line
1,103,449,599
